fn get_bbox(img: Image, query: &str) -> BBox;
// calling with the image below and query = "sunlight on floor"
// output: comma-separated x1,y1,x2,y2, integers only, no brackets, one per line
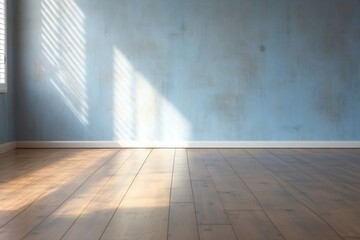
0,150,99,212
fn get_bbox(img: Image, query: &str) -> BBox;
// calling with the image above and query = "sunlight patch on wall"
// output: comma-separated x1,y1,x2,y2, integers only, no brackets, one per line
112,48,191,141
40,0,88,125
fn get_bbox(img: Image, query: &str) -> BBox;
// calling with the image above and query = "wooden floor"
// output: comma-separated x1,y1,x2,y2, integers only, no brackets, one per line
0,149,359,240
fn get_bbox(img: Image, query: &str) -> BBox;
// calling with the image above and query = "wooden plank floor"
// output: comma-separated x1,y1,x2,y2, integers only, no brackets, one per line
0,148,359,240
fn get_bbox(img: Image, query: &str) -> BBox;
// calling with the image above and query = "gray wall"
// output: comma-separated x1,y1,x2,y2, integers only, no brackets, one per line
14,0,360,141
0,0,15,144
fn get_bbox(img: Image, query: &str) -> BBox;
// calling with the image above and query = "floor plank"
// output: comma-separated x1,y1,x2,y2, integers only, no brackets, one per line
174,149,188,165
62,149,150,240
204,149,261,210
268,149,360,238
168,203,199,240
189,150,229,225
100,149,174,240
241,177,304,210
187,149,212,181
0,150,119,240
227,210,284,240
220,149,275,178
247,149,315,182
319,208,360,237
22,150,133,240
191,180,229,225
0,148,359,240
198,225,237,240
171,159,193,203
243,177,343,240
266,209,342,240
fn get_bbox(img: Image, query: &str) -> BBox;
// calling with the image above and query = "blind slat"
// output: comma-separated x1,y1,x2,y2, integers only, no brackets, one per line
0,0,5,84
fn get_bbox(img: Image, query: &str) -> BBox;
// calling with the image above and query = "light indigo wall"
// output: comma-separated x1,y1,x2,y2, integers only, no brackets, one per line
0,1,15,144
0,84,14,144
15,0,360,141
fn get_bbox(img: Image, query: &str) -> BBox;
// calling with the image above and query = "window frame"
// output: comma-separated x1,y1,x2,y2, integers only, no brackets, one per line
0,0,7,93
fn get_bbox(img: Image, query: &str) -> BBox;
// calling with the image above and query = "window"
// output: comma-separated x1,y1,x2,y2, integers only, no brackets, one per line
0,0,6,93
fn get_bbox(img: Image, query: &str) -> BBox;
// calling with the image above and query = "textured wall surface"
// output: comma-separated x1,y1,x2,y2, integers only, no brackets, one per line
0,1,14,144
0,86,14,144
15,0,360,141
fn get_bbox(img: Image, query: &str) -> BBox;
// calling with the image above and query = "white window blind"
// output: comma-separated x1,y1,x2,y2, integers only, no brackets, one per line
0,0,6,93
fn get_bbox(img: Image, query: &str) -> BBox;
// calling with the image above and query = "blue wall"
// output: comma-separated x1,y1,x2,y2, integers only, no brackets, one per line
0,0,15,144
15,0,360,141
0,85,14,144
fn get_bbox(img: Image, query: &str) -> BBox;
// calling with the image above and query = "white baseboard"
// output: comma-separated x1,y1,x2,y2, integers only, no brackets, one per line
0,142,16,153
15,141,360,149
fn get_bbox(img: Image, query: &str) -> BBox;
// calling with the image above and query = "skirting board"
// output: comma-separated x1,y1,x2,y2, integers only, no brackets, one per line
15,141,360,149
0,142,16,153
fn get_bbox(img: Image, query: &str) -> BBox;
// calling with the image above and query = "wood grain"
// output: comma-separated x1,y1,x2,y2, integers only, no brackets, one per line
168,203,199,240
0,148,359,240
100,149,174,240
171,163,193,203
202,149,261,210
198,225,237,240
191,180,229,225
62,149,150,240
266,209,342,240
227,210,284,240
